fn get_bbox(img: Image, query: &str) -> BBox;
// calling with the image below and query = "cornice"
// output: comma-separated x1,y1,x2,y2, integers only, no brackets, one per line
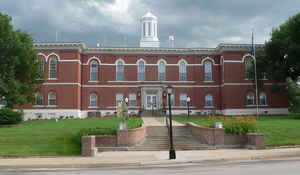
83,47,218,55
34,42,86,51
33,42,264,54
217,43,264,52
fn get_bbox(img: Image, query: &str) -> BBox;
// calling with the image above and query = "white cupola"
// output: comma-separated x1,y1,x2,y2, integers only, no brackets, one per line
140,12,160,48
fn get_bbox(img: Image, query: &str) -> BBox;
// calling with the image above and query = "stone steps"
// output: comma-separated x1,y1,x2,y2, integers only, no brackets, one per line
98,124,216,152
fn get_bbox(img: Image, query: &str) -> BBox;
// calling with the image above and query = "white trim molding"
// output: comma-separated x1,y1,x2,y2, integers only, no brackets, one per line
222,108,289,115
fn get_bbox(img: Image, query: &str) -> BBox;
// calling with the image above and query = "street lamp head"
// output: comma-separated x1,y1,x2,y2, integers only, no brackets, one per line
167,85,173,94
125,97,129,103
187,96,191,103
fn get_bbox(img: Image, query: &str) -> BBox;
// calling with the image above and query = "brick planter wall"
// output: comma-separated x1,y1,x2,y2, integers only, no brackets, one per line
187,122,225,145
95,135,117,147
81,136,96,157
247,133,265,149
81,124,146,156
187,122,264,149
117,125,146,146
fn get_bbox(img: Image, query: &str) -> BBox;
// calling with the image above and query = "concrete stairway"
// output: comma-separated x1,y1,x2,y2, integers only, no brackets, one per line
172,126,215,150
130,126,169,151
129,125,215,151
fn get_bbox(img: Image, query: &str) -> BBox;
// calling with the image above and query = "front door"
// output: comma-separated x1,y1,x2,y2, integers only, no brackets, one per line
146,95,157,110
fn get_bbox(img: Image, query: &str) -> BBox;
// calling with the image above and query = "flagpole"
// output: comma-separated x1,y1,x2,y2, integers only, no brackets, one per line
252,29,259,119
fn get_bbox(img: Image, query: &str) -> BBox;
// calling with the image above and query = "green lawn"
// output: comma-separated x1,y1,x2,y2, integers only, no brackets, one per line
173,114,300,147
0,117,143,157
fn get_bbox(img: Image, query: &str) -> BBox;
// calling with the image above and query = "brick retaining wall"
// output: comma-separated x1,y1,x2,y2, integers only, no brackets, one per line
81,124,146,156
187,122,264,149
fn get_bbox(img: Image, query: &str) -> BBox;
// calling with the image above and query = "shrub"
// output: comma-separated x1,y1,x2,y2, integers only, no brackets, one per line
75,127,116,145
0,108,23,125
206,115,257,135
222,116,257,135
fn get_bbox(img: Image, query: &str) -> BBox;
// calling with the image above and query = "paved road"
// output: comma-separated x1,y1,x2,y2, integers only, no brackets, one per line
2,158,300,175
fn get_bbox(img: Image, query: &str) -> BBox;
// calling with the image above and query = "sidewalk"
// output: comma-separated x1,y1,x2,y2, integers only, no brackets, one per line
1,148,300,169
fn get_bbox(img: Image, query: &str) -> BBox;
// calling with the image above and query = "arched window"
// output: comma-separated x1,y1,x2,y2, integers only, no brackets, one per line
246,92,255,105
245,58,254,79
90,93,98,107
204,61,212,81
138,60,145,81
179,61,187,81
158,61,166,81
48,91,56,106
180,93,187,106
129,93,137,106
116,60,124,81
35,92,43,105
205,94,213,107
49,57,57,79
116,93,123,106
259,92,267,105
39,55,45,73
90,60,98,81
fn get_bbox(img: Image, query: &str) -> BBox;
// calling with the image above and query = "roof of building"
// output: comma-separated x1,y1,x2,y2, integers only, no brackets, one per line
142,11,157,19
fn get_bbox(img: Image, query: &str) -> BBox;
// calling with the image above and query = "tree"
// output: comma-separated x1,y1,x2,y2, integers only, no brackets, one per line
0,12,44,109
287,78,300,112
258,12,300,83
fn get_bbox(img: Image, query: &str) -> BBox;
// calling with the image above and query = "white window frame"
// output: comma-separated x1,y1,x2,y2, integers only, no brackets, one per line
90,60,99,81
48,91,57,106
129,93,136,106
246,92,255,105
35,92,44,106
158,60,166,81
204,60,212,82
49,57,58,79
89,93,98,107
259,92,267,106
205,94,213,107
179,61,187,81
138,60,145,81
116,60,124,81
116,93,123,106
180,93,187,107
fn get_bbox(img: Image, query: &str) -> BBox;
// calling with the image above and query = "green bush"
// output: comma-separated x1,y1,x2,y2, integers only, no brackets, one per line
222,116,257,135
75,127,116,145
0,108,23,125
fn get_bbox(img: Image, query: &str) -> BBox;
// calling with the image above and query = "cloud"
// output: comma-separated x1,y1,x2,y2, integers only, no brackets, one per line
0,0,299,47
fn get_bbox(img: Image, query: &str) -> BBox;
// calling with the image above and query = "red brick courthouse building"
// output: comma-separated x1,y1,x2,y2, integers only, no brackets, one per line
21,12,288,120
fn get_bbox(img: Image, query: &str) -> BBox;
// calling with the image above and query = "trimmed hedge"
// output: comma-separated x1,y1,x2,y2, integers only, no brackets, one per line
0,108,23,125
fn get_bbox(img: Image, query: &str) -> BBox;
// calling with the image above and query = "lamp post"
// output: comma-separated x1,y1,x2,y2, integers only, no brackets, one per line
187,96,190,118
167,85,176,159
125,97,129,120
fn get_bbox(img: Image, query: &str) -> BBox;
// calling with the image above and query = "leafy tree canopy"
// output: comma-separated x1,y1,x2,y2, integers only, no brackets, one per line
258,12,300,83
0,12,44,108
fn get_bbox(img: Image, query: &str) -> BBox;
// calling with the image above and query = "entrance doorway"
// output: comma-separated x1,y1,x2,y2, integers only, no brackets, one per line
146,95,157,110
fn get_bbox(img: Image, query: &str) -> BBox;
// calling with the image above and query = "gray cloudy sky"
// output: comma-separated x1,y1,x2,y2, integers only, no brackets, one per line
0,0,299,48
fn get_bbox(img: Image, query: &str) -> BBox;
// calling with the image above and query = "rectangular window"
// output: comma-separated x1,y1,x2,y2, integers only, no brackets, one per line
116,93,123,106
138,72,145,81
117,71,123,81
129,93,136,106
180,94,187,107
179,73,186,81
159,73,165,81
49,99,56,106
